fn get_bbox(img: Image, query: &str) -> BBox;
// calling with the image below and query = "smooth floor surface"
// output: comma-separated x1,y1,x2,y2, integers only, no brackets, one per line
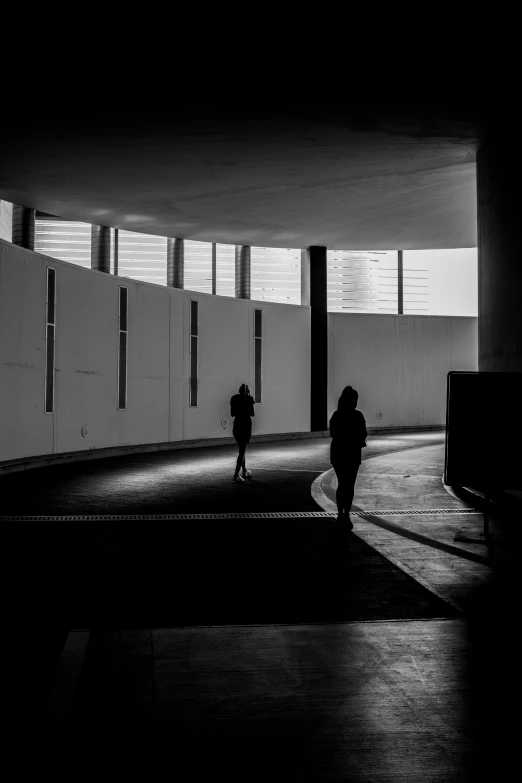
5,432,521,780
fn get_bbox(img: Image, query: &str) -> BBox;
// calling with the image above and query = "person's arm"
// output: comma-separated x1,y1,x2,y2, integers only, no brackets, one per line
230,397,236,418
329,412,336,438
360,414,368,447
249,397,255,417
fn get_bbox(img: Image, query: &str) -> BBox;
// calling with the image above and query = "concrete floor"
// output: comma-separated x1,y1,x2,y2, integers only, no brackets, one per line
5,432,521,780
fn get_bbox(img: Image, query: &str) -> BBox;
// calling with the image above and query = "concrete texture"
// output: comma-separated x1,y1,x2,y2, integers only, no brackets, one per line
0,199,12,241
0,239,311,462
0,104,479,250
1,240,478,466
477,139,522,372
329,313,478,427
315,439,493,612
21,431,518,781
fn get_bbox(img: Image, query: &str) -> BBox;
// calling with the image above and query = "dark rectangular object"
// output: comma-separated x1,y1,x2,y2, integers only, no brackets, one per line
190,335,198,407
47,267,56,324
254,308,262,338
190,300,198,336
254,337,262,403
45,323,55,413
397,250,403,315
119,286,128,331
444,371,522,488
304,246,328,431
118,331,127,410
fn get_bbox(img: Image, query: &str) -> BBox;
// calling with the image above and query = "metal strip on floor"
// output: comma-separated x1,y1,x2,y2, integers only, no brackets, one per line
0,508,480,522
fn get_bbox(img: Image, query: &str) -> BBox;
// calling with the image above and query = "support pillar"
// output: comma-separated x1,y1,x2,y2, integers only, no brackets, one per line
235,245,251,299
301,246,328,431
12,205,35,250
91,225,111,273
113,228,119,275
167,238,184,288
477,134,522,372
212,242,217,295
397,250,404,314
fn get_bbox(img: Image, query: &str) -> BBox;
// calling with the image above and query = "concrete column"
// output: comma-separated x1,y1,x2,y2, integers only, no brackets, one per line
0,200,13,242
397,250,404,315
12,205,35,250
301,246,328,431
91,225,111,273
477,135,522,371
212,242,217,295
235,245,251,299
167,238,184,288
113,228,119,275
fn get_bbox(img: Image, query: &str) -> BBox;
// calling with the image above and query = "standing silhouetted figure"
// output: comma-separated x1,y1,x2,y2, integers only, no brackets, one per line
329,385,367,532
230,383,255,482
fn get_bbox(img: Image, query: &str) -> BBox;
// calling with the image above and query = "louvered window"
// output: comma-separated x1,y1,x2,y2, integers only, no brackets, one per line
403,249,477,316
35,220,92,267
117,230,167,285
251,247,300,305
184,240,213,294
327,250,399,313
216,244,235,297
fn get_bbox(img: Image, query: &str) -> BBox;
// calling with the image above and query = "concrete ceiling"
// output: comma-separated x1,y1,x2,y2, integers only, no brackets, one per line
0,95,485,250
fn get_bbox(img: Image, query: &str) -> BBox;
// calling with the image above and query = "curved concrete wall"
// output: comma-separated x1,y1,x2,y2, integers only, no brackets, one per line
1,239,479,465
0,201,12,242
329,312,478,428
0,239,311,463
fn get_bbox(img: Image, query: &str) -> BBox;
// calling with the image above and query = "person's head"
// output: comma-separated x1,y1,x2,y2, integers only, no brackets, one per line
239,383,250,396
338,385,358,410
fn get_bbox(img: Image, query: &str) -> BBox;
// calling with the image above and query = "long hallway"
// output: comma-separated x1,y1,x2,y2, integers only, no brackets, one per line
4,432,505,780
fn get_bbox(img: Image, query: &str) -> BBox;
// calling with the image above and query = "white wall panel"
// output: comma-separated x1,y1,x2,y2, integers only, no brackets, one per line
258,303,310,434
0,239,311,463
122,283,170,445
54,262,120,453
185,293,250,441
0,240,53,459
55,372,121,453
329,313,478,429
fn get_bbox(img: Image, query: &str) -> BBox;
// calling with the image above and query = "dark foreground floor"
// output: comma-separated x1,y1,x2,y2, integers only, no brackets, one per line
7,434,520,780
6,436,455,643
9,514,458,629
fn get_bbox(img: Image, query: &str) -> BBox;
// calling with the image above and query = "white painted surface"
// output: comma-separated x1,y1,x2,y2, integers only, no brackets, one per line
1,239,477,464
329,313,478,428
0,239,310,462
0,201,12,242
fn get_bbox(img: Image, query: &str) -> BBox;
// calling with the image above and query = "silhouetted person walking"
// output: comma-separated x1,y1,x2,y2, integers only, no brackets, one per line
330,386,367,532
230,383,255,482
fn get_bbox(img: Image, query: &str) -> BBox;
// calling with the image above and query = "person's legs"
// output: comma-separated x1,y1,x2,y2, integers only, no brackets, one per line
241,430,252,477
332,462,359,533
241,449,252,477
344,463,360,517
333,467,345,520
235,442,246,477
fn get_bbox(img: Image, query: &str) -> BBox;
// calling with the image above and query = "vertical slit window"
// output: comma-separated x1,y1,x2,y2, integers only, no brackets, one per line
118,287,128,410
45,267,56,413
190,300,199,407
254,309,262,403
